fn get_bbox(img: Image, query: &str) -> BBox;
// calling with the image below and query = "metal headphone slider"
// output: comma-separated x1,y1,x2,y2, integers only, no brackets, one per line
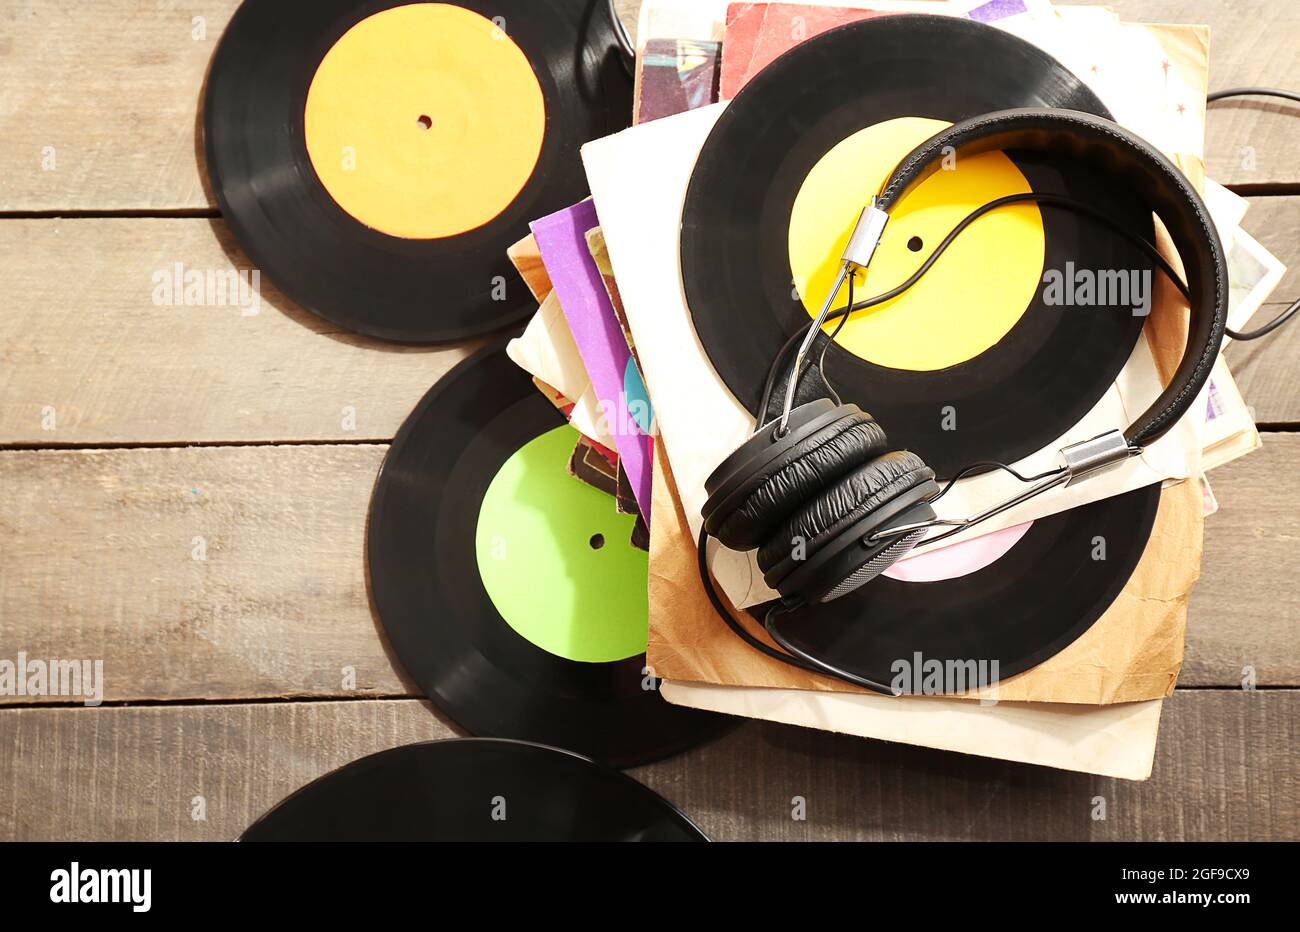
841,198,890,270
1059,430,1139,487
775,198,889,437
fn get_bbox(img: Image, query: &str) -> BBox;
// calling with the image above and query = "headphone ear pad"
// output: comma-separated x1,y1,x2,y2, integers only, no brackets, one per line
758,450,935,582
710,412,888,551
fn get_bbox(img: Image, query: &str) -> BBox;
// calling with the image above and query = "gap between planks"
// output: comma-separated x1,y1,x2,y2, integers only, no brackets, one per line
0,436,1295,702
0,691,1294,841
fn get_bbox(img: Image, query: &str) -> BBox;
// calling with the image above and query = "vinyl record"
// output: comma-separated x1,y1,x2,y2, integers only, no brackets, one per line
242,739,708,842
367,343,730,768
681,14,1154,478
204,0,631,344
764,483,1163,693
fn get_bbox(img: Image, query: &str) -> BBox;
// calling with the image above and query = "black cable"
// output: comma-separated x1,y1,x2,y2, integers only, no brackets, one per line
837,191,1193,320
757,89,1300,415
764,180,1300,414
1227,297,1300,342
754,275,851,421
719,90,1300,681
757,327,805,422
606,0,635,77
1206,86,1300,341
696,528,827,677
816,273,852,406
1208,87,1300,105
763,191,1190,415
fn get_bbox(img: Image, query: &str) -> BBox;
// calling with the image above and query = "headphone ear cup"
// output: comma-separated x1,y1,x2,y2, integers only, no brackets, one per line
702,402,886,551
759,450,938,601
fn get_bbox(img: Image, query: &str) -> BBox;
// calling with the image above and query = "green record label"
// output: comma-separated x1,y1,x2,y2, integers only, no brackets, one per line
475,425,649,664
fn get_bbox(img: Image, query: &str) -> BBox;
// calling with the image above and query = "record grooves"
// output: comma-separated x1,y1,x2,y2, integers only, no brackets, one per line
242,739,709,842
367,343,730,768
204,0,631,344
681,14,1154,478
764,483,1163,692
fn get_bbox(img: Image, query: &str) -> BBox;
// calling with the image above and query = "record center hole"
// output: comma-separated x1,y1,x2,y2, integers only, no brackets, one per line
589,534,606,551
907,236,924,253
416,115,433,130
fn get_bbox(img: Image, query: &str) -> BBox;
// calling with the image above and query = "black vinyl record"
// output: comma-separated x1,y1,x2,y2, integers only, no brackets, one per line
368,343,730,768
681,14,1152,478
242,739,708,842
765,483,1163,693
204,0,631,344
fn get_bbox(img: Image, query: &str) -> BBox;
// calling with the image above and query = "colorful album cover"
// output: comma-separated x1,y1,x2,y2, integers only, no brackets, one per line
966,0,1031,23
720,3,887,99
585,229,654,417
531,200,656,523
720,1,1035,99
638,37,723,124
568,436,621,498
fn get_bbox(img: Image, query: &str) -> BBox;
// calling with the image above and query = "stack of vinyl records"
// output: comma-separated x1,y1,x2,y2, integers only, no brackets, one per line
202,0,1288,835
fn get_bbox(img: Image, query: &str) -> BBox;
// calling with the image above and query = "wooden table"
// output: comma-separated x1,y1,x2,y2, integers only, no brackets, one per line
0,0,1295,842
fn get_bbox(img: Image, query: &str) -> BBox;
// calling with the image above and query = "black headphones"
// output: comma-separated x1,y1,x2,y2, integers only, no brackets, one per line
700,108,1229,610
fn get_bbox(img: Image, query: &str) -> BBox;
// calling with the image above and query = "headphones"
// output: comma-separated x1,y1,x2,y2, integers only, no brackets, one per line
700,108,1229,611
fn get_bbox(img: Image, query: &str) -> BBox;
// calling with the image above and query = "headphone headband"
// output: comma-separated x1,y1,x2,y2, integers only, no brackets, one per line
877,108,1229,448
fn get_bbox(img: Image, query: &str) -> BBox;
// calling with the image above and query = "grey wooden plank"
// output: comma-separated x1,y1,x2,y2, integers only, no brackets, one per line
0,437,1293,706
1184,436,1300,687
0,692,1292,841
1085,0,1300,187
0,0,640,211
1243,196,1299,301
0,444,413,703
1227,302,1300,425
0,219,477,446
1227,196,1298,425
0,0,1296,211
0,205,1288,446
0,0,229,211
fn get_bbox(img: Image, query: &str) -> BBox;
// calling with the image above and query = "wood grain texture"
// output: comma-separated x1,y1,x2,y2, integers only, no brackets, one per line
0,444,411,703
0,219,478,445
1227,196,1299,425
0,691,1293,841
1243,196,1299,298
0,438,1294,706
0,0,1293,847
1227,303,1300,425
1186,437,1300,687
1046,0,1300,188
0,0,1295,212
0,201,1291,447
0,0,640,212
0,0,229,211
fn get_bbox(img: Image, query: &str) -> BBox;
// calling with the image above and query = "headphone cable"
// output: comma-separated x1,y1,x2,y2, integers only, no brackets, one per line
764,181,1298,417
696,528,827,678
1208,87,1300,105
1205,86,1300,340
763,191,1182,415
708,88,1299,686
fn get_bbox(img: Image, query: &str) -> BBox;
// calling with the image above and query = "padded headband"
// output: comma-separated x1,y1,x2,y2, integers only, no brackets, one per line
876,108,1228,448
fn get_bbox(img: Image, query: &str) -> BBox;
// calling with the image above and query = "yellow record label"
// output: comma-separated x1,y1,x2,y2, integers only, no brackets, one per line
788,118,1045,371
304,3,546,240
